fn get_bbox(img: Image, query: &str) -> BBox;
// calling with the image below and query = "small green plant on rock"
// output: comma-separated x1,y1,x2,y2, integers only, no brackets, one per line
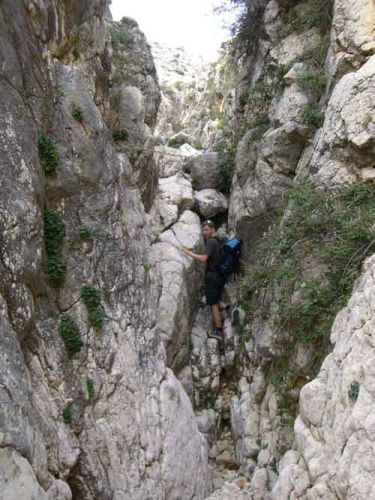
113,129,129,142
166,138,181,149
215,140,236,193
303,104,323,128
87,377,94,399
143,263,154,277
348,382,360,401
296,68,327,97
44,208,67,283
79,227,92,240
80,285,104,330
38,133,59,173
109,25,132,49
277,0,333,39
71,103,84,123
58,314,83,354
63,405,72,424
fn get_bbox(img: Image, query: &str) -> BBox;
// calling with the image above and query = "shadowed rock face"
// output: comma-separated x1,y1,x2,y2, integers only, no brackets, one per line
0,2,211,499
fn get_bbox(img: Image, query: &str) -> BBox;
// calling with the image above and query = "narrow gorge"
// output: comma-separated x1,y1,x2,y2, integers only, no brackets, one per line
0,1,374,499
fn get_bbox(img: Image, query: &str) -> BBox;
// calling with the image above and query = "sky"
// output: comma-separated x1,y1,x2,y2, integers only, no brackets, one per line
109,0,235,60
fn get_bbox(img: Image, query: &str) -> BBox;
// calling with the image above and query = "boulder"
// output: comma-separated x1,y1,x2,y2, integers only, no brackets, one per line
158,173,194,211
185,152,221,190
195,189,228,218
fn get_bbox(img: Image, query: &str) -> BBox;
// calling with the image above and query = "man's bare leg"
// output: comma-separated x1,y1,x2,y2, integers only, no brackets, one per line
211,304,223,329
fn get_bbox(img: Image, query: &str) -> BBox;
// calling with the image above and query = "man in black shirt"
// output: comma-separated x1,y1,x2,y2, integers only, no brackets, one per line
180,220,227,341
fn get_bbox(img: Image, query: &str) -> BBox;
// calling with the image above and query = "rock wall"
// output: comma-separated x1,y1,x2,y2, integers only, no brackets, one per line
223,0,375,496
273,255,375,499
0,2,211,499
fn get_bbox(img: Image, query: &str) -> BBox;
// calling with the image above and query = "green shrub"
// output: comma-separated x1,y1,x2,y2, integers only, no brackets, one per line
193,140,203,150
348,382,360,401
44,208,67,283
215,140,236,193
58,314,83,354
87,377,94,399
239,62,292,116
38,133,59,173
79,227,92,240
278,0,333,39
113,129,129,142
166,138,181,149
71,104,84,122
45,256,67,283
80,285,104,329
241,183,375,401
63,405,72,424
296,68,327,97
303,104,323,128
109,25,132,48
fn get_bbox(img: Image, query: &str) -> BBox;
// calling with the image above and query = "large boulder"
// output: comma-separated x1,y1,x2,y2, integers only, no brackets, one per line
185,152,221,190
195,189,228,218
158,173,195,211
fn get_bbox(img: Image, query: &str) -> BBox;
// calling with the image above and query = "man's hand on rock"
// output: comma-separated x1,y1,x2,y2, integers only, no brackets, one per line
179,247,191,257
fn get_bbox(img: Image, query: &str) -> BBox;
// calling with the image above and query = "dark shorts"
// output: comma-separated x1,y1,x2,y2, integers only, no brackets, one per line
204,272,226,306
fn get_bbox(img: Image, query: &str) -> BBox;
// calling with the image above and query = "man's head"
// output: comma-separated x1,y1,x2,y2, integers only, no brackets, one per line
202,220,216,239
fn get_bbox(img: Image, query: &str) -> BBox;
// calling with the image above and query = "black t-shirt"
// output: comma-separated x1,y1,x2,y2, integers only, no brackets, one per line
205,237,221,273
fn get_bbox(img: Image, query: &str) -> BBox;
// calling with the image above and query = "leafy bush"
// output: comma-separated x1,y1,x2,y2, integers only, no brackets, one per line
215,140,236,193
79,227,92,240
166,138,181,149
109,25,132,49
348,382,360,401
278,0,333,38
239,61,293,116
71,104,84,123
87,377,94,399
63,405,72,424
58,314,83,354
240,183,375,400
38,133,59,173
296,68,327,97
113,129,129,142
303,104,323,128
80,285,104,329
44,208,67,283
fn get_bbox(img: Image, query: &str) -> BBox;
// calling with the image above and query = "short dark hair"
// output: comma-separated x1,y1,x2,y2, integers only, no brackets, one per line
202,219,215,228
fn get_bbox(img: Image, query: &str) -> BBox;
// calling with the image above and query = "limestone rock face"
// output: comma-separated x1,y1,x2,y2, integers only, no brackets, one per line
149,210,204,373
273,255,375,499
305,54,375,187
0,2,212,499
332,0,375,56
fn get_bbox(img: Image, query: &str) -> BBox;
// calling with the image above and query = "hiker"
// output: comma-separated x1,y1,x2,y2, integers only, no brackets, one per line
179,219,233,341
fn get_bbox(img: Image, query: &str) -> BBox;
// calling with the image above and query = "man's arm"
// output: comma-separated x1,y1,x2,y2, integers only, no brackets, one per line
180,247,208,262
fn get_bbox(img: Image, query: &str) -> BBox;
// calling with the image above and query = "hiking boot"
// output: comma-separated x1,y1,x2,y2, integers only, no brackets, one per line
222,304,234,319
207,329,224,341
231,308,241,327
